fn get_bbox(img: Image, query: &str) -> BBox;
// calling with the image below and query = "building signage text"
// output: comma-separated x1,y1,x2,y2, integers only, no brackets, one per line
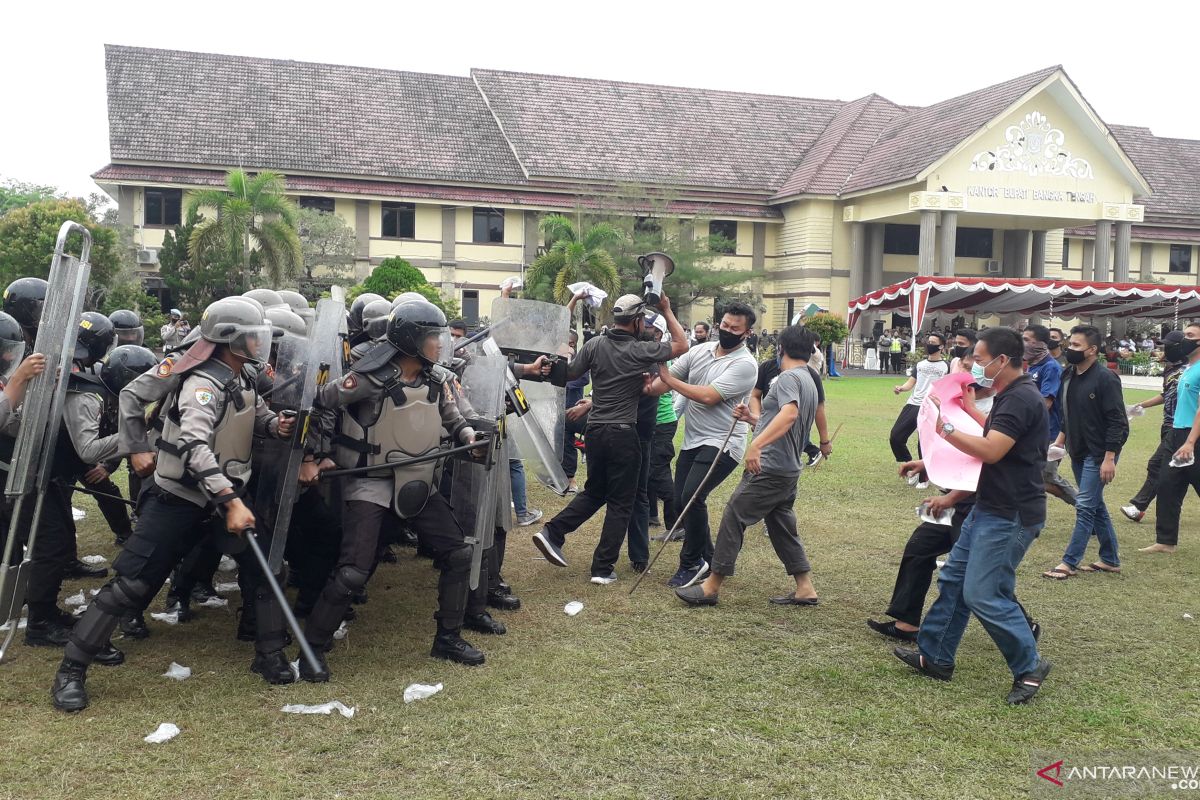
966,185,1096,203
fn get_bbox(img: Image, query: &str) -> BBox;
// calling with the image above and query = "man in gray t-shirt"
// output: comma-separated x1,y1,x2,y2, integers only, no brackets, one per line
675,325,822,607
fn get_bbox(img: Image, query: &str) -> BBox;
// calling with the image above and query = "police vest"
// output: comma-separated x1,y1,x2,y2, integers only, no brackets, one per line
155,360,257,493
333,360,443,519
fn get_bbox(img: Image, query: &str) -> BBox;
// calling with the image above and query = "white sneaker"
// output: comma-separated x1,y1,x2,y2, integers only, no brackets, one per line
1120,505,1145,523
516,509,544,527
915,482,929,490
590,570,617,585
906,473,921,487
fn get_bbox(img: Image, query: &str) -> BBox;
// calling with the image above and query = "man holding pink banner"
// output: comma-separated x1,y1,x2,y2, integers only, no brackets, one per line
915,373,985,491
893,328,1052,706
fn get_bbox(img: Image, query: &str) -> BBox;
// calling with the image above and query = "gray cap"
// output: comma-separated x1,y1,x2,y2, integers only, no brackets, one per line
612,294,646,320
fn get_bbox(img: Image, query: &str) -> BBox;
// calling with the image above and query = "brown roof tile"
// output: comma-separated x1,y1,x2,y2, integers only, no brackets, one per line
1110,125,1200,221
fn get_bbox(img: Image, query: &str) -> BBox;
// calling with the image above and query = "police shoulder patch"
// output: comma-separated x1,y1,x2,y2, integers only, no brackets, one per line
195,388,215,406
156,359,172,378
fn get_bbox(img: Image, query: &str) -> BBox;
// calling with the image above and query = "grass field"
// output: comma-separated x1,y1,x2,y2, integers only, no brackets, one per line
1,375,1197,800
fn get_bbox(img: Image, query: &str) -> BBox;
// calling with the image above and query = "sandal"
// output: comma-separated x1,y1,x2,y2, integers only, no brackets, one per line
1041,567,1076,580
1078,562,1121,574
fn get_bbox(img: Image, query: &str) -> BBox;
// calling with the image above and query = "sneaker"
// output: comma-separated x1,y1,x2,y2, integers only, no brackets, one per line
1007,659,1052,705
682,560,710,588
590,570,617,586
651,530,684,543
915,481,929,490
906,473,921,487
893,647,954,681
532,528,568,567
516,509,544,527
629,561,648,574
867,618,917,642
565,480,579,494
809,452,824,468
1120,504,1145,523
667,561,709,589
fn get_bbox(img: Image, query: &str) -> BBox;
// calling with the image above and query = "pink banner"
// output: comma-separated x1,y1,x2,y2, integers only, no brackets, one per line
916,373,984,491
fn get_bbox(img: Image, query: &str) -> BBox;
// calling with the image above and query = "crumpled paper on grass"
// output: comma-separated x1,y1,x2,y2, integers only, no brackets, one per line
150,611,179,625
215,582,240,594
281,701,356,719
564,601,584,616
197,596,228,609
80,555,106,566
333,621,349,641
218,555,237,572
72,507,86,521
163,662,191,681
0,617,27,632
403,683,443,704
144,723,180,743
65,592,87,607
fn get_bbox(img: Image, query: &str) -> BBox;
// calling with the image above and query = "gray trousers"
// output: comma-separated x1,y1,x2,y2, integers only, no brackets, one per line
711,471,811,578
1043,457,1078,505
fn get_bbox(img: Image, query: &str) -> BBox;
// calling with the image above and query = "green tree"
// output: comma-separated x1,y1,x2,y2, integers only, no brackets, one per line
0,178,60,216
524,214,623,308
353,258,459,319
99,270,169,349
297,207,355,281
159,209,240,319
802,312,850,346
0,198,122,301
186,170,302,289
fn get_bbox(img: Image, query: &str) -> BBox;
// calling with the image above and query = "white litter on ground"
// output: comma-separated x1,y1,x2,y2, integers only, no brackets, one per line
0,618,27,632
150,612,180,625
281,701,356,719
143,723,180,744
214,582,240,594
935,560,946,569
333,621,349,641
1185,613,1194,621
403,683,443,704
80,555,107,566
162,662,192,681
72,507,86,521
72,605,88,617
218,555,237,572
64,592,86,606
197,596,228,609
564,601,584,616
89,588,100,596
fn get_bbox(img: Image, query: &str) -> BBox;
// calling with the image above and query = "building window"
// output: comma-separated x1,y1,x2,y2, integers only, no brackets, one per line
382,202,416,239
144,188,182,227
954,227,993,259
472,208,504,243
709,220,737,254
634,216,662,235
298,196,335,213
462,290,479,323
785,298,795,324
1170,244,1192,274
883,224,920,256
1062,237,1070,269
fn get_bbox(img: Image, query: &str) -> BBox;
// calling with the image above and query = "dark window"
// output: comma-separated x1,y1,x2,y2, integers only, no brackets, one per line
785,298,795,324
298,196,336,213
472,208,504,243
954,227,993,259
634,216,662,235
144,188,182,226
1170,244,1192,274
709,220,737,254
381,202,416,239
883,224,920,256
1062,237,1070,269
462,290,479,323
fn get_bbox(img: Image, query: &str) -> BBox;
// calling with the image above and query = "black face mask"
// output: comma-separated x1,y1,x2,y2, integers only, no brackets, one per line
1064,348,1088,365
950,345,968,359
1169,339,1200,363
1049,340,1062,351
717,329,744,350
926,343,942,355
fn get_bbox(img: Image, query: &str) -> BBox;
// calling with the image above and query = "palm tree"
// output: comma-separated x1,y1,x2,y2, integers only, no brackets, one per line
186,170,303,289
526,214,623,309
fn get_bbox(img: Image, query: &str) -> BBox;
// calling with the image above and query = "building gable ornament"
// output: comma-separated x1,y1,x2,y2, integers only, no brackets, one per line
968,111,1095,180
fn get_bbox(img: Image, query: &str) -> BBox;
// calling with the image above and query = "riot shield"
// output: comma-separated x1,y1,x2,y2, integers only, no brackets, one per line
481,337,570,496
449,352,508,590
0,222,92,661
489,298,570,460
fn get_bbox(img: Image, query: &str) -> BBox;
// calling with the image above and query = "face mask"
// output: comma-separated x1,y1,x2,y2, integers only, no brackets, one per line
1049,340,1062,351
1064,348,1088,365
970,355,1004,388
717,329,745,350
951,345,968,359
1165,343,1185,363
1024,341,1049,362
926,343,941,355
1175,339,1200,362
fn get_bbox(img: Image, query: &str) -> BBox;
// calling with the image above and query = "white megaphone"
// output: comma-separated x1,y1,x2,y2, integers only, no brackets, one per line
639,251,675,306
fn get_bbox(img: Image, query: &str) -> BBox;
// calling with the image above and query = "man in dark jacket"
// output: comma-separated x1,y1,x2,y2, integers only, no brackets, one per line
1043,325,1129,579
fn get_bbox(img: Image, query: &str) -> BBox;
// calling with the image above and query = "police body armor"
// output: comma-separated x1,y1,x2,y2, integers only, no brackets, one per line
155,360,257,493
333,360,443,519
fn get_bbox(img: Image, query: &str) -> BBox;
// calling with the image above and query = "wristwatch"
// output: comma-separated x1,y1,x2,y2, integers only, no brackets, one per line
940,421,956,438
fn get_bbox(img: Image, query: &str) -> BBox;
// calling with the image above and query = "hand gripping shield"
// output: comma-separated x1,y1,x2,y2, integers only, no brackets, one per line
0,222,92,662
449,352,507,590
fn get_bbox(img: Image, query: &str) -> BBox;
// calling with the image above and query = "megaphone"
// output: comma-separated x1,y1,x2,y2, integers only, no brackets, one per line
639,251,675,306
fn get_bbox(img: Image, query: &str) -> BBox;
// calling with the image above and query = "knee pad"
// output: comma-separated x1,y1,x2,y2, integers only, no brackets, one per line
440,544,473,573
94,576,155,615
333,565,369,595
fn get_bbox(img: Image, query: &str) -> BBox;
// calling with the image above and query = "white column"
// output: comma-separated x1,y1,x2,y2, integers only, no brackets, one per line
1093,220,1113,282
1114,222,1132,282
918,210,936,277
849,222,866,333
938,211,957,276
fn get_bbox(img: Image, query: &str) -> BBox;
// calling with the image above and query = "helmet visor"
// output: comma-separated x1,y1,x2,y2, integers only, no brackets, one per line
0,339,26,385
230,325,273,365
115,327,145,347
418,328,453,367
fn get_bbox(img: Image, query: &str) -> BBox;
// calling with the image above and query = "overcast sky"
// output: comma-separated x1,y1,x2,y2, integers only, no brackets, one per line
4,0,1196,201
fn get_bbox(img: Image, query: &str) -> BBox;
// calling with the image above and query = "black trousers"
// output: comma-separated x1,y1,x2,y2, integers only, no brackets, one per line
624,432,653,566
647,420,678,526
89,477,133,540
676,445,740,570
284,487,342,609
1153,428,1200,546
890,352,904,373
561,409,588,480
545,423,641,576
885,514,964,627
1130,426,1175,512
0,483,75,620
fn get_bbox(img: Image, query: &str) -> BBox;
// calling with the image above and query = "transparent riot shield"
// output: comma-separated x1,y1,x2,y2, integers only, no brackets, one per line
1,222,92,661
489,298,570,461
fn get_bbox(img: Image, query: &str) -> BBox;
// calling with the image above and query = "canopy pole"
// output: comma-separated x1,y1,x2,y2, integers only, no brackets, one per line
1175,297,1180,330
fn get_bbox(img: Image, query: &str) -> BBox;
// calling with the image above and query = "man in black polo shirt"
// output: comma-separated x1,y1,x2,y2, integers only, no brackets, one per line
893,327,1052,705
532,293,687,584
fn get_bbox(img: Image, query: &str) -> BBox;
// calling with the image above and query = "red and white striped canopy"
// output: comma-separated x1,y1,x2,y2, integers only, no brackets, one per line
847,276,1200,333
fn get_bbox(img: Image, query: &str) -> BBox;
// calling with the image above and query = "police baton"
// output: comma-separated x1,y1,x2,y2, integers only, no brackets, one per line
239,527,323,678
317,437,491,480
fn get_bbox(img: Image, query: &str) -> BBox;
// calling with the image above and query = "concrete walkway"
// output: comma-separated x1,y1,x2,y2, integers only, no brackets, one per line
1121,374,1161,391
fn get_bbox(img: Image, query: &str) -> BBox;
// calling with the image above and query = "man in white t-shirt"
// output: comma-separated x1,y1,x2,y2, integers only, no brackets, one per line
650,302,759,588
889,332,950,487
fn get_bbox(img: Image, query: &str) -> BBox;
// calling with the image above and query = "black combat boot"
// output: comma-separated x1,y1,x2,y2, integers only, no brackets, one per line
251,650,296,685
92,643,126,667
118,611,150,640
487,590,521,611
298,649,331,683
431,630,485,666
51,658,90,712
64,558,108,580
25,611,73,648
463,612,507,635
163,593,194,622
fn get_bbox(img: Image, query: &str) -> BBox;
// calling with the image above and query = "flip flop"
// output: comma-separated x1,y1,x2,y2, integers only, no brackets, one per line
1078,562,1121,574
770,595,820,606
1041,567,1076,580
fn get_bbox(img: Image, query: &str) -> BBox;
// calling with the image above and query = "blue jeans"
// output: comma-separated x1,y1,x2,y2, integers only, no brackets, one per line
917,508,1042,678
1062,455,1120,569
509,459,527,517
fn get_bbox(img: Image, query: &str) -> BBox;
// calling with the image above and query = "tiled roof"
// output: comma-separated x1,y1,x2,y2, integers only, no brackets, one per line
104,44,527,185
91,164,784,219
1110,125,1200,220
772,94,907,199
1064,225,1200,243
839,66,1062,194
470,68,844,192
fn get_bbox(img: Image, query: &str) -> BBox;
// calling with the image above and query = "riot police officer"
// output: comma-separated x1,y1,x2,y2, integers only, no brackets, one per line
2,276,48,351
108,309,145,348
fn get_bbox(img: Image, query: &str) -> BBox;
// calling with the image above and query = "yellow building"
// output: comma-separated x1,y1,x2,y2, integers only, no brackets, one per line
95,46,1200,331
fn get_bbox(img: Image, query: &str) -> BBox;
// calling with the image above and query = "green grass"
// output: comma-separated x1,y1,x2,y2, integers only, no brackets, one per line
1,376,1198,800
